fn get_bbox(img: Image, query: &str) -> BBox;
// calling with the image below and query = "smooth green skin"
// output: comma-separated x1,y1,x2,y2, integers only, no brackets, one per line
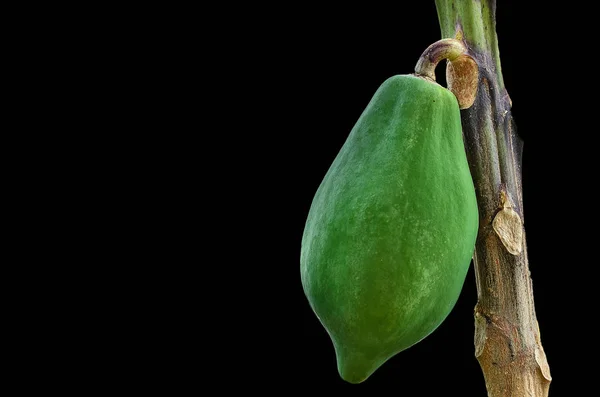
300,74,479,384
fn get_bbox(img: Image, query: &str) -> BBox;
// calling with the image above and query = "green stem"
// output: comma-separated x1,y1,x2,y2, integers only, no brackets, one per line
434,1,552,396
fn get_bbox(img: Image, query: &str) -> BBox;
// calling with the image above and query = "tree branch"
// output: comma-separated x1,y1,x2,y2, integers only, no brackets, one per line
434,1,552,395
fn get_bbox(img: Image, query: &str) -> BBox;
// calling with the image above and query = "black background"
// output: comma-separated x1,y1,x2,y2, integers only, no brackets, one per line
215,1,596,395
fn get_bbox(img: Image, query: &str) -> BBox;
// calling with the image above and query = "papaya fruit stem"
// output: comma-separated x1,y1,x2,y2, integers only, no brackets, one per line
435,1,551,396
415,38,479,109
414,38,466,81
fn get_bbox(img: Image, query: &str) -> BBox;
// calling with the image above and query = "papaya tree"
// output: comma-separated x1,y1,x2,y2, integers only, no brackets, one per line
301,1,550,395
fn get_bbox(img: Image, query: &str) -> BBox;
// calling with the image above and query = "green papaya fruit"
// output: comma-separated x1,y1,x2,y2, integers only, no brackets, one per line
300,74,479,384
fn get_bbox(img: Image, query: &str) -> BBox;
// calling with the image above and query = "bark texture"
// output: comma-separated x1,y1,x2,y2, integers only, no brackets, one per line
434,1,552,396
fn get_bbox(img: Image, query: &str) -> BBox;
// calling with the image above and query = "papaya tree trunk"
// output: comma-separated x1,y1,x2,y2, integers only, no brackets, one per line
434,1,552,396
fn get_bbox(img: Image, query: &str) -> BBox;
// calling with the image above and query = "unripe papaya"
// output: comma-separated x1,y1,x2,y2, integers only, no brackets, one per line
300,74,479,383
